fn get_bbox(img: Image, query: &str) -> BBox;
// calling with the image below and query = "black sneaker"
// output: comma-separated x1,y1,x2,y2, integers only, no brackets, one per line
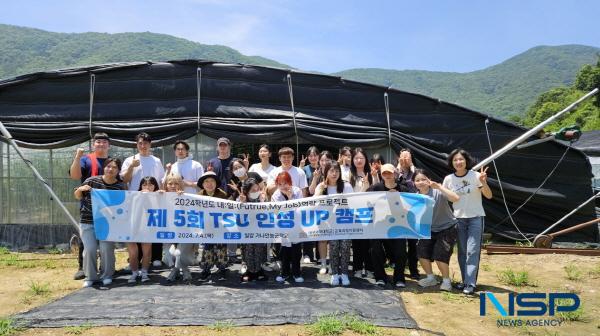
73,269,85,280
454,283,466,290
198,270,210,282
409,273,420,280
218,269,228,281
463,285,476,295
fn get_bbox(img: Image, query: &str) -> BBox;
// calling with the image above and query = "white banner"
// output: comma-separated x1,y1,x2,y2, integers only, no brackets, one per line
91,190,433,243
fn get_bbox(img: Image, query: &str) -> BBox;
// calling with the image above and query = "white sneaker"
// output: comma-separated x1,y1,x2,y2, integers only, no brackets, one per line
395,281,406,288
340,274,350,286
418,276,439,288
440,281,452,292
330,274,340,286
302,256,311,264
128,273,138,284
124,264,132,272
360,269,367,278
294,276,304,283
82,280,94,288
102,278,112,286
275,275,285,283
375,279,386,287
240,263,248,274
319,266,328,275
140,270,150,283
152,260,162,267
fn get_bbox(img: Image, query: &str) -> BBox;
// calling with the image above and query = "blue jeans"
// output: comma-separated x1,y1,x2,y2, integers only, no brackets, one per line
456,217,484,287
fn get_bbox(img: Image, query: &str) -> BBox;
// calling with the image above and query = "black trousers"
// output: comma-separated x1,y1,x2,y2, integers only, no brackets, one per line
280,243,302,277
406,239,419,275
370,239,407,283
151,243,162,261
302,241,315,261
352,239,372,272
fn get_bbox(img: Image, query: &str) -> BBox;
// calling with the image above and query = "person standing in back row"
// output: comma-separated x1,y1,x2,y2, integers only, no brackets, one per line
396,148,420,280
69,132,111,280
120,132,166,266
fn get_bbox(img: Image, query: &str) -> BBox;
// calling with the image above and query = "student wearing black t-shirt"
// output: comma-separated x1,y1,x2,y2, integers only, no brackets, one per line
367,163,410,288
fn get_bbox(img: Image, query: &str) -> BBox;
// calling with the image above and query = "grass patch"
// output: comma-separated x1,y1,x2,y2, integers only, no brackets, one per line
563,263,583,281
0,255,35,269
481,263,491,272
308,314,380,336
64,324,93,335
421,297,435,305
48,247,63,255
588,262,600,278
556,298,586,322
208,320,235,332
0,318,22,336
0,247,9,255
497,269,535,287
515,241,533,247
28,281,51,296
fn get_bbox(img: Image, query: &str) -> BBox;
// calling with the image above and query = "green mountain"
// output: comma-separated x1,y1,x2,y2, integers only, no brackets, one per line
1,24,598,123
0,24,288,79
334,45,600,119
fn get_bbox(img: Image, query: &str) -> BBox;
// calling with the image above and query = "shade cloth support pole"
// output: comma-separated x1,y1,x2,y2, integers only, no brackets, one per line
0,121,79,231
88,74,96,140
287,73,300,160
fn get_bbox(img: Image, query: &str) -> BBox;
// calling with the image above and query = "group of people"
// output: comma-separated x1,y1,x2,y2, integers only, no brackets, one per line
71,132,492,295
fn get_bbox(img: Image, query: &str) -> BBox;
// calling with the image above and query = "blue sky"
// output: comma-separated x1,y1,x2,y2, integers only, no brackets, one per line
1,0,598,73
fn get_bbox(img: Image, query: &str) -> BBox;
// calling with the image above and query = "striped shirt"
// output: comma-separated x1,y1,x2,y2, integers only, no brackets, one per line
79,176,125,224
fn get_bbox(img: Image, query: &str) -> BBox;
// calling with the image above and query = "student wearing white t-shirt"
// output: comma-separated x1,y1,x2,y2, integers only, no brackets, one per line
338,146,352,182
121,132,166,267
314,161,354,286
442,149,492,295
267,147,308,194
163,140,204,194
248,144,275,182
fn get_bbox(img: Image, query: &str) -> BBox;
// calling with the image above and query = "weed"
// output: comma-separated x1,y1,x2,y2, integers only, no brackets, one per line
515,241,533,247
481,263,491,272
0,247,9,255
564,263,583,281
588,262,600,278
28,281,51,296
556,298,585,322
497,269,535,287
64,324,93,335
208,320,235,332
343,315,380,335
308,314,345,336
0,318,22,336
422,297,434,305
48,247,62,255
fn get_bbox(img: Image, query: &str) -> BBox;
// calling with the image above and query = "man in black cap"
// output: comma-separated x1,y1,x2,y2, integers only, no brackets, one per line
207,137,234,194
69,132,111,280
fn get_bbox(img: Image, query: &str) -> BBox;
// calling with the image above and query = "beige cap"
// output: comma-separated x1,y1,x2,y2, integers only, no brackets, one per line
380,163,396,174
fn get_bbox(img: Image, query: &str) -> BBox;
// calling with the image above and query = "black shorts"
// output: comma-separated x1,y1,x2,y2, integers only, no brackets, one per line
417,225,457,264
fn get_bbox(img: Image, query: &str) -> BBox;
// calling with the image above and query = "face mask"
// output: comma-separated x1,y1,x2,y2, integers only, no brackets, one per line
233,167,246,177
249,191,261,200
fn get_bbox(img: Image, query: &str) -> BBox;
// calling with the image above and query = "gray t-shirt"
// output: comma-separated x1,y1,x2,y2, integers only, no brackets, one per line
427,188,457,232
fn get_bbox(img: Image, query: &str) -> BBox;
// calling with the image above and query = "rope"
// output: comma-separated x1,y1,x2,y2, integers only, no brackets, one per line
196,67,202,132
483,119,531,242
286,73,300,159
88,74,96,139
484,118,572,241
384,90,392,160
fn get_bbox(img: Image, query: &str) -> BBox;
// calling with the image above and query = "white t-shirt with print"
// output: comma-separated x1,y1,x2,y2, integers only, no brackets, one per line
267,165,308,189
442,170,485,218
121,154,165,191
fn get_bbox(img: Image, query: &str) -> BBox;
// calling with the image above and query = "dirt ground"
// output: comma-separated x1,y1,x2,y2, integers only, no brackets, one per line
0,248,598,336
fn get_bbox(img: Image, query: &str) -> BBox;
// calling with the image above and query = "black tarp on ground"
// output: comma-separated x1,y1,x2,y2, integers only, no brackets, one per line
14,264,418,328
0,61,597,242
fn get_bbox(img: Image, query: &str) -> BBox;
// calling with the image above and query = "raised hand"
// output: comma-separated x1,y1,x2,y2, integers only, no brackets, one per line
298,155,307,169
430,181,441,189
227,181,239,192
479,166,489,184
370,163,378,176
75,148,85,159
77,185,92,192
131,154,141,168
206,161,214,172
165,163,172,173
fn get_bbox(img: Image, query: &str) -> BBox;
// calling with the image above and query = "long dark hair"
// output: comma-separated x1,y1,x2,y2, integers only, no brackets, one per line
350,147,373,187
242,178,261,202
322,161,344,194
138,176,159,191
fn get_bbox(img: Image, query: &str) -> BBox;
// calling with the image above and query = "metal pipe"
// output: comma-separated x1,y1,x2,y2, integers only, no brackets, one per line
538,191,600,236
473,88,598,171
0,121,79,230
